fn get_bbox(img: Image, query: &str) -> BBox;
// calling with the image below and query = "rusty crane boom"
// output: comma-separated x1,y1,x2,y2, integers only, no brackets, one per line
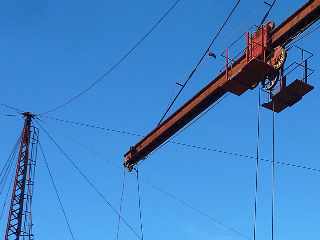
124,0,320,170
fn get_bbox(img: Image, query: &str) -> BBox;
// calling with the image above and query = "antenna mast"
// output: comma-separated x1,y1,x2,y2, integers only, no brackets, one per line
4,112,39,240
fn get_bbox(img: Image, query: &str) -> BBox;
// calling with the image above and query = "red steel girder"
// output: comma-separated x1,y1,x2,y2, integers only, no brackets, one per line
124,0,320,170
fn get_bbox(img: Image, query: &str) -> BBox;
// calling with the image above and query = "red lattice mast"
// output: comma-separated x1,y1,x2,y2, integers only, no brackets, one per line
4,112,39,240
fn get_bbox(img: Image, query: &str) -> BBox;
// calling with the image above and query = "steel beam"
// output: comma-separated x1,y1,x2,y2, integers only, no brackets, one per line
124,0,320,170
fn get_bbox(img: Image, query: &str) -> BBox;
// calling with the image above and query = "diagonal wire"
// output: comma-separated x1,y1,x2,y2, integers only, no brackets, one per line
259,0,277,26
36,118,251,239
0,104,23,115
40,0,183,116
116,168,127,240
0,136,21,221
157,0,241,125
0,113,17,117
40,115,320,174
135,168,144,240
39,142,76,240
40,116,143,137
271,101,276,240
54,132,251,239
35,120,142,240
0,174,14,221
147,183,250,240
0,134,21,194
253,88,261,240
152,94,229,158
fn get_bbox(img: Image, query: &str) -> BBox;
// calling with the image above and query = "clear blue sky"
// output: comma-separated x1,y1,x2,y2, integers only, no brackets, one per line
0,0,319,239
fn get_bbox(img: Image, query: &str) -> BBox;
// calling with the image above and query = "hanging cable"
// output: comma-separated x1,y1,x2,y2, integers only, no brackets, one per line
147,183,250,239
39,142,76,240
0,104,23,115
40,128,250,240
0,136,20,221
0,150,16,195
35,120,142,240
259,0,277,26
157,0,241,125
135,168,144,240
39,0,183,116
0,113,17,117
116,168,127,240
40,115,320,174
252,88,261,240
0,174,14,221
0,134,21,194
271,101,276,240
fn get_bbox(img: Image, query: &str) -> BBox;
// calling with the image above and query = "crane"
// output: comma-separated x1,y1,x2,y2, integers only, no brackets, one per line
124,0,320,171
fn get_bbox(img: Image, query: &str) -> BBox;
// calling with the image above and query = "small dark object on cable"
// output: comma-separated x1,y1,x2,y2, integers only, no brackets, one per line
208,51,217,58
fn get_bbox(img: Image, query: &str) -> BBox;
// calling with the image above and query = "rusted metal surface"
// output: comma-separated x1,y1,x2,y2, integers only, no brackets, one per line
124,26,275,170
271,0,320,47
124,0,320,170
224,59,275,96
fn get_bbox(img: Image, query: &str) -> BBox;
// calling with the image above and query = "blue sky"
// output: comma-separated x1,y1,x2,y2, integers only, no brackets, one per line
0,0,319,239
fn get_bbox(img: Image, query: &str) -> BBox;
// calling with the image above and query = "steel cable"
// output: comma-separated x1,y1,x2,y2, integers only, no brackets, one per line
40,115,320,174
0,174,14,221
39,142,76,240
253,88,261,240
37,123,250,240
157,0,241,125
40,0,183,116
259,0,277,26
0,104,23,115
36,120,142,240
116,168,127,240
0,135,21,194
147,183,250,239
135,168,144,240
271,101,276,240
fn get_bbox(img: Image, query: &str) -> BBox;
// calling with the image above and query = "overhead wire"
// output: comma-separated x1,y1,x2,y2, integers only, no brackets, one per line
252,88,261,240
39,115,320,174
259,0,277,26
135,168,144,240
0,104,23,115
147,183,250,240
271,101,276,240
39,0,183,116
48,128,250,240
0,134,21,194
38,142,76,240
35,120,142,240
0,135,21,222
0,113,17,118
157,0,241,125
150,94,229,158
0,174,14,221
40,116,143,137
151,0,277,159
116,168,127,240
250,1,279,236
